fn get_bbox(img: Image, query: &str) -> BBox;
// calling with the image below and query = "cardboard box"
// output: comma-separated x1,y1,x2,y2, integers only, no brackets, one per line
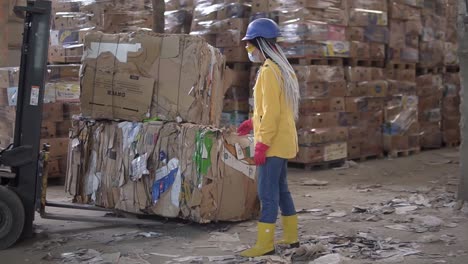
229,69,251,88
81,31,227,125
345,97,384,112
56,120,72,137
7,22,23,49
443,129,460,144
345,67,372,82
348,127,364,142
369,43,386,59
41,137,69,158
300,99,330,113
338,112,360,126
8,0,27,23
387,80,417,95
52,1,81,13
41,122,57,138
46,159,61,177
42,103,64,122
221,46,249,62
0,120,14,138
300,97,345,113
418,95,441,113
216,3,251,20
442,116,460,130
52,12,93,30
360,142,383,157
389,1,421,21
294,142,347,164
349,9,388,27
7,48,21,67
347,140,361,159
361,111,384,127
48,45,83,63
350,0,388,11
300,81,347,98
360,80,388,97
293,65,344,83
251,0,269,13
63,102,81,119
216,31,243,48
350,42,370,59
384,135,409,151
297,127,348,145
218,18,249,33
66,121,260,223
297,112,339,129
420,132,442,149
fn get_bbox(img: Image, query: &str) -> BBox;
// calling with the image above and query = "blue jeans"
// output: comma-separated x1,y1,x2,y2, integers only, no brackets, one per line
258,157,296,223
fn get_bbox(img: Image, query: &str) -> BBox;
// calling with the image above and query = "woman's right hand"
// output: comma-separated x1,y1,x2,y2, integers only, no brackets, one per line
237,119,253,136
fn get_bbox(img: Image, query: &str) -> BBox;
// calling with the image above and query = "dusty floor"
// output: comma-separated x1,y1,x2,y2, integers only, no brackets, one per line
1,148,468,264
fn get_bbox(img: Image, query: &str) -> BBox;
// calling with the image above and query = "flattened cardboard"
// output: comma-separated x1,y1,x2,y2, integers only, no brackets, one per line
81,71,154,121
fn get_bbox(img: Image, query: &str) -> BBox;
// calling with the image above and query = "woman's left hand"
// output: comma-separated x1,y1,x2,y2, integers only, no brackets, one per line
254,142,270,165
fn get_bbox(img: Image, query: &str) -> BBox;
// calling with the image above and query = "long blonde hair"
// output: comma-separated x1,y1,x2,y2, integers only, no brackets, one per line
257,38,300,120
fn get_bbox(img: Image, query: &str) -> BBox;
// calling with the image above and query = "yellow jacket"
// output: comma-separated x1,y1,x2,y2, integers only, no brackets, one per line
252,59,298,159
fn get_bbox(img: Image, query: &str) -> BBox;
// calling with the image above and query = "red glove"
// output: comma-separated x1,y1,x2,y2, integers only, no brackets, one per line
254,142,270,166
237,119,253,136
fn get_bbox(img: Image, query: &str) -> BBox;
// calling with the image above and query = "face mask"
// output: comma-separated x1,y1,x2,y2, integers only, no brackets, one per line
248,51,263,63
246,44,263,63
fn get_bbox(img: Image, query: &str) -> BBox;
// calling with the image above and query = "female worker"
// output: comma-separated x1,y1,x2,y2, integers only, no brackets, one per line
237,18,300,257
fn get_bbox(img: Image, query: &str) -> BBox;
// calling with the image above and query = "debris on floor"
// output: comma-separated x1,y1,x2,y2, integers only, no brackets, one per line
308,253,352,264
33,236,69,251
291,243,327,262
328,211,347,218
42,249,102,263
208,232,241,243
333,161,359,171
302,179,329,187
395,206,418,215
136,232,162,238
298,231,422,262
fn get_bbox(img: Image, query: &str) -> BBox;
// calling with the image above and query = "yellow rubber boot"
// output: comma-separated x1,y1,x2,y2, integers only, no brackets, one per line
240,222,275,257
277,215,299,248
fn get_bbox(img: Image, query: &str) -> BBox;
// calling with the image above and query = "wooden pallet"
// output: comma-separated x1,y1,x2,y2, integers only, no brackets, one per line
386,62,417,70
387,147,421,159
288,57,344,66
416,65,444,75
420,145,443,151
289,159,346,170
444,141,460,148
444,65,460,73
351,153,385,162
344,58,385,68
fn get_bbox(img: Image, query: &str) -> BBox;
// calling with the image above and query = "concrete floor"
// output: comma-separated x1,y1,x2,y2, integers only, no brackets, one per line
1,148,467,264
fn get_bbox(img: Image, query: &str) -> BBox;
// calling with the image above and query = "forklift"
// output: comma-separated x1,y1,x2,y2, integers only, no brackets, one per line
0,0,159,250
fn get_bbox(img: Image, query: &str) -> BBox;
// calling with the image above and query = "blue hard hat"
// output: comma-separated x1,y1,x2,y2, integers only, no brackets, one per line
242,18,280,41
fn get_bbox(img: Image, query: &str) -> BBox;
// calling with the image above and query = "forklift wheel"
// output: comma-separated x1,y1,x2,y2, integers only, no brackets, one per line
0,186,25,250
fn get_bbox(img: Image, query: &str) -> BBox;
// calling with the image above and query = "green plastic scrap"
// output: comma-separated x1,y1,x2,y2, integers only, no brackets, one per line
143,117,160,123
194,130,214,179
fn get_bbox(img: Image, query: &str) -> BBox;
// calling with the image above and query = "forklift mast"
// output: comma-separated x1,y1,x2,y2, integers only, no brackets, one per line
0,0,51,247
13,0,51,238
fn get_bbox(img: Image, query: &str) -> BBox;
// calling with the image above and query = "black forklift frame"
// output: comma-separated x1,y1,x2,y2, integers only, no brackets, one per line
11,0,52,239
0,0,160,249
